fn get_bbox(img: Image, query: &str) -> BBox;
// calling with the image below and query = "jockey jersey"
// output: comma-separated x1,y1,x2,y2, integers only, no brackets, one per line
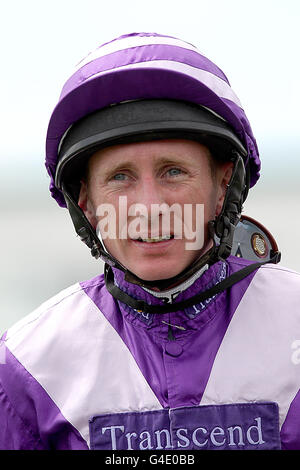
1,255,300,450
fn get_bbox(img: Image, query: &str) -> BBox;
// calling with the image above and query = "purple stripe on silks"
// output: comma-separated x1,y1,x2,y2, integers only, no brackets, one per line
160,257,258,409
280,389,300,449
60,44,230,100
81,256,258,411
0,347,88,450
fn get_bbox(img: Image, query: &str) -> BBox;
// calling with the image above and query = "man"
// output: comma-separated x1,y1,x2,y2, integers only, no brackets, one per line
0,32,299,451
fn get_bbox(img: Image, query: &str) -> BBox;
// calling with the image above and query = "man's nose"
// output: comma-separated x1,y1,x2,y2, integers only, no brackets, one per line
128,175,174,237
135,175,165,210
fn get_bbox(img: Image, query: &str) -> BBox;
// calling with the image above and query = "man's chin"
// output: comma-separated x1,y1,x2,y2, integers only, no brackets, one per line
123,245,212,283
125,263,187,283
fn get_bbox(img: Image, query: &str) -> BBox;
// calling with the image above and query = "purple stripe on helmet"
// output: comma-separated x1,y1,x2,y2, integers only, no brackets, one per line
0,347,88,450
60,44,230,100
80,256,258,410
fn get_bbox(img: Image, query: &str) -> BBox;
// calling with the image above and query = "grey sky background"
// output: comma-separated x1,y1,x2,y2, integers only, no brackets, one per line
1,0,299,332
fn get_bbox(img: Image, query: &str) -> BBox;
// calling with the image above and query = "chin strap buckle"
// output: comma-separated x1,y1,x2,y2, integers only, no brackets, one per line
216,215,237,261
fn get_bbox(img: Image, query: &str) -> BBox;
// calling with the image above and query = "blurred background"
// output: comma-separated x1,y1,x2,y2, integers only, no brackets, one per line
1,0,299,333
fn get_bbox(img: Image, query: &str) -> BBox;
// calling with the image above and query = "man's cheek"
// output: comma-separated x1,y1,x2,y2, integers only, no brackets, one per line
96,204,117,240
183,204,205,251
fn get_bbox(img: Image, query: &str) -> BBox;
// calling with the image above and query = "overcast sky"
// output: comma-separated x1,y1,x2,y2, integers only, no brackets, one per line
0,0,299,169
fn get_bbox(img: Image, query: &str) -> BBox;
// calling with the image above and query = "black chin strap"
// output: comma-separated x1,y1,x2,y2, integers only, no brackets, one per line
104,256,274,314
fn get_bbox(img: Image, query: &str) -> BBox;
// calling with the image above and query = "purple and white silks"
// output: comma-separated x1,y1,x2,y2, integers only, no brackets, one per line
1,256,300,450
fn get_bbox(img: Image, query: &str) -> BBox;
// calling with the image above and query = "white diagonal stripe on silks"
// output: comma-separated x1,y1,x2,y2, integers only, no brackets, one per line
5,284,162,448
75,35,201,71
83,59,242,108
200,264,300,429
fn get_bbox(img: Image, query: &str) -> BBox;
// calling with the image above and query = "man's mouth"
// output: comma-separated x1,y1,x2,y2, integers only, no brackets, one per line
133,235,174,243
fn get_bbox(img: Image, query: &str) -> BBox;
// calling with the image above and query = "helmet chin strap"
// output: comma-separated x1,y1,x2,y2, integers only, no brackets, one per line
103,256,274,314
62,152,251,304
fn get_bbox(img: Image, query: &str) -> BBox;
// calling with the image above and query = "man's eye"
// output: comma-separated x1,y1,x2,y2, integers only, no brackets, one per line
112,173,128,181
166,168,182,177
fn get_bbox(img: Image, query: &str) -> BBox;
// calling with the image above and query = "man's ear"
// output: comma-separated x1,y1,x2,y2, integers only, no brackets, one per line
78,180,97,228
215,161,234,217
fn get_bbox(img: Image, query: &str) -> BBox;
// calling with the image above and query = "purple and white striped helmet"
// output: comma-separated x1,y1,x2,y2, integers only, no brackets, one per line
45,32,260,208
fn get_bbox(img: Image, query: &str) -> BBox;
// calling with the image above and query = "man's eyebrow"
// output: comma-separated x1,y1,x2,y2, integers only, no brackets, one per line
154,156,186,165
102,161,137,178
101,155,188,179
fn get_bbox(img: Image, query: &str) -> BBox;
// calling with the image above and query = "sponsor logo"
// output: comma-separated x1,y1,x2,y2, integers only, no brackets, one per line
89,403,280,450
99,417,264,450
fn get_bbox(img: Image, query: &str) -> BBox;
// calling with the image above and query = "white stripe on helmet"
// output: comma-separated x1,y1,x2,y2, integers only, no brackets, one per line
84,59,243,108
75,35,200,71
